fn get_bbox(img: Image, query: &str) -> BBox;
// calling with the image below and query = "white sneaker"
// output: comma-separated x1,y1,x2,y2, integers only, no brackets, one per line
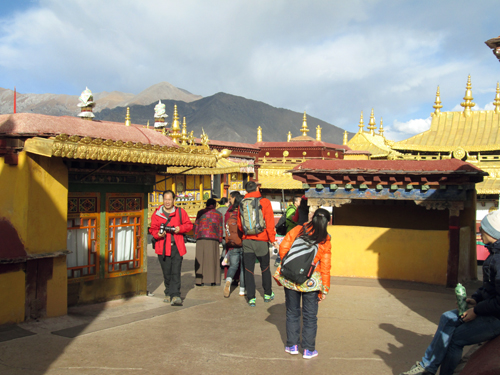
239,288,247,296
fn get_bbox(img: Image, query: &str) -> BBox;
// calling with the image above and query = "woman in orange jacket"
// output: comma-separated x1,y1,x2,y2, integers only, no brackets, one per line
274,208,331,359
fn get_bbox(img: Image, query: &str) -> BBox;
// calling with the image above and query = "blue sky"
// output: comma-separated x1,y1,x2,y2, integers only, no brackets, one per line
0,0,499,140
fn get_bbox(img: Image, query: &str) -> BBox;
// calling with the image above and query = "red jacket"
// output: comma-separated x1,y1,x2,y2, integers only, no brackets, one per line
237,190,276,243
150,206,193,256
279,225,331,296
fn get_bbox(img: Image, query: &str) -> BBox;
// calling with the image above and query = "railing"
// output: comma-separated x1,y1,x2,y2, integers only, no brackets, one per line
148,199,208,225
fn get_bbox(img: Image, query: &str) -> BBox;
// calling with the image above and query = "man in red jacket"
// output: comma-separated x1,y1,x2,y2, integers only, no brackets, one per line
150,190,193,306
237,181,278,307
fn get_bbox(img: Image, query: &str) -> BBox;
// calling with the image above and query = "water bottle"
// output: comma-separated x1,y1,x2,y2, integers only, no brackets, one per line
455,283,467,316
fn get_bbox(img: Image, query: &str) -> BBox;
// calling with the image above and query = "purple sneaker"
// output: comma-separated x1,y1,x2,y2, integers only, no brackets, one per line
303,349,318,359
285,345,299,355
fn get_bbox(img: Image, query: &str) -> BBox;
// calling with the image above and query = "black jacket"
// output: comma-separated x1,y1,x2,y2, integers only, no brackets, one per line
472,239,500,318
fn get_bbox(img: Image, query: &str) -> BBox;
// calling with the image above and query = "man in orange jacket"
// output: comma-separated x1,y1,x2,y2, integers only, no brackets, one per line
237,181,278,307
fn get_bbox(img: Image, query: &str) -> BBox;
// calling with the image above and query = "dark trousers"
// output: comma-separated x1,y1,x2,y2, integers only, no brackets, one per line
243,249,272,300
158,244,183,298
285,288,319,351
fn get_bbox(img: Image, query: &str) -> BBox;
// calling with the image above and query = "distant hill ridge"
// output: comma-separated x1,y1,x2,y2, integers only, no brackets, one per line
96,92,350,144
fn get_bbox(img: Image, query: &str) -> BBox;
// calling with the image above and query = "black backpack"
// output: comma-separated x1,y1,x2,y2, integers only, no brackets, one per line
275,212,287,236
280,230,318,284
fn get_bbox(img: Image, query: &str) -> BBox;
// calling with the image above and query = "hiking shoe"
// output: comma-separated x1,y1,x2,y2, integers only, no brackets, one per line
285,345,299,355
264,292,275,302
399,362,431,375
223,280,231,298
163,296,170,303
239,288,247,296
248,298,256,307
303,349,318,359
170,296,183,306
274,259,281,267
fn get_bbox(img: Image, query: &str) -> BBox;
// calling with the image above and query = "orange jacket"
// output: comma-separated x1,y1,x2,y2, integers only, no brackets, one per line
279,225,331,295
237,190,276,243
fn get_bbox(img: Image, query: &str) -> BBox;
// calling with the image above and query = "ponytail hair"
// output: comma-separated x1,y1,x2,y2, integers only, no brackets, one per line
298,208,331,245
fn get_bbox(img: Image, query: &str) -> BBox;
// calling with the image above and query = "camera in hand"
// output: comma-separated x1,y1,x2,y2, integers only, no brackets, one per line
164,226,176,233
159,223,175,235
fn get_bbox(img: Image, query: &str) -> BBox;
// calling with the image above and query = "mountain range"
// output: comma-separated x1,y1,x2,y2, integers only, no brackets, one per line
1,82,350,144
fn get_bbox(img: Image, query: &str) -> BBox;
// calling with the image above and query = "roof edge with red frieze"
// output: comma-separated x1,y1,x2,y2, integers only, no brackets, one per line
254,141,350,151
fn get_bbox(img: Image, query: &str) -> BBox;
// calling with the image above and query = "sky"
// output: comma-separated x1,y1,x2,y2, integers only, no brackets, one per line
0,0,499,141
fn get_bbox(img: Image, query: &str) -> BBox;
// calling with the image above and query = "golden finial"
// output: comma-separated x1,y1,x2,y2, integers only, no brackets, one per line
367,108,377,135
170,105,182,144
358,111,364,133
300,111,309,136
287,131,292,142
316,125,322,141
200,128,209,146
461,75,475,117
125,107,131,126
343,130,348,145
181,117,188,145
379,117,384,137
494,82,500,114
146,120,150,129
433,86,443,115
257,126,263,142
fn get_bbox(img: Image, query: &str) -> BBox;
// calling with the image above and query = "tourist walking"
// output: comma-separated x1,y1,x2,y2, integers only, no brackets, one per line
274,208,332,359
194,198,223,286
400,209,500,375
223,191,245,298
149,190,193,306
237,181,278,307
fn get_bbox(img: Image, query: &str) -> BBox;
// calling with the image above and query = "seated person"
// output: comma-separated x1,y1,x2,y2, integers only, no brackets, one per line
400,209,500,375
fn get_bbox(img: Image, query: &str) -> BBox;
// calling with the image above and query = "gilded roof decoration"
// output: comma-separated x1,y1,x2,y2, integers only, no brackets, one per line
347,131,403,159
24,135,218,167
257,167,303,189
167,157,246,175
476,164,500,194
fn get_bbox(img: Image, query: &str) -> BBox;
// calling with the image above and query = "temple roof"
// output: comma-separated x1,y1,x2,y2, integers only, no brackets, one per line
255,140,349,151
0,113,178,147
392,111,500,153
347,131,402,158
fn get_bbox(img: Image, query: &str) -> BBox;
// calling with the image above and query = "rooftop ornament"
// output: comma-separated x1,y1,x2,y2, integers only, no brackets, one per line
461,75,475,117
433,86,443,116
77,87,96,120
125,107,131,126
494,82,500,114
358,111,364,133
379,117,384,137
316,125,322,141
257,126,263,142
154,100,168,132
367,108,377,135
170,105,182,144
300,111,310,137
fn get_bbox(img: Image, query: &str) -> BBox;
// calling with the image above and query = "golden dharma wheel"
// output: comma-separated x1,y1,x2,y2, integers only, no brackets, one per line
453,147,466,160
283,151,289,157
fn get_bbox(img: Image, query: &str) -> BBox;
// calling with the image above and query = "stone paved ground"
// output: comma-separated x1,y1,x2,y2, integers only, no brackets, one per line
0,243,482,375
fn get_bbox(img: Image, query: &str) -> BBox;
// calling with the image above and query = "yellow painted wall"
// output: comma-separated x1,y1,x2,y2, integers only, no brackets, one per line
329,225,449,285
46,256,68,318
0,152,68,254
0,271,25,324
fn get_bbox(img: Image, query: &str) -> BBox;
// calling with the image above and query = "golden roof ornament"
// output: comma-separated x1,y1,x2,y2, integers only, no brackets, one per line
358,111,364,133
494,82,500,114
77,87,96,120
181,117,188,145
300,111,310,136
287,131,292,142
379,117,384,137
200,128,209,147
433,86,443,115
461,75,475,117
367,108,377,135
146,120,150,129
170,105,182,144
343,130,348,145
125,107,131,126
316,125,322,141
257,126,263,142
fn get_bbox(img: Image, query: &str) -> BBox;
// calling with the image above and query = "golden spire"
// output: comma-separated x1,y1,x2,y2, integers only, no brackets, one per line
316,125,322,141
257,126,262,142
125,107,131,126
287,131,292,142
181,117,188,145
358,111,364,133
494,82,500,114
379,117,384,137
367,108,377,135
300,111,310,136
461,75,475,117
433,86,443,115
146,120,150,129
170,105,182,144
343,130,348,145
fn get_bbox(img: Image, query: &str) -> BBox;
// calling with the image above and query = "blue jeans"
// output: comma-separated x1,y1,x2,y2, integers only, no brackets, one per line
226,248,244,288
420,309,500,374
284,288,319,351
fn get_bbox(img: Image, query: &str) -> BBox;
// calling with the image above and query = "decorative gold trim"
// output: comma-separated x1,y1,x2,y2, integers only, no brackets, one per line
25,136,217,167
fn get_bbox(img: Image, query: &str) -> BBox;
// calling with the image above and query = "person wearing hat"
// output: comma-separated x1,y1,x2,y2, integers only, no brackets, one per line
400,209,500,375
193,198,223,286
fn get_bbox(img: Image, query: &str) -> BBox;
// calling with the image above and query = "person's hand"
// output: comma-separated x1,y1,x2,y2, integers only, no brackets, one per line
158,231,166,238
466,298,477,306
174,226,180,234
461,307,477,323
272,241,279,249
318,293,327,303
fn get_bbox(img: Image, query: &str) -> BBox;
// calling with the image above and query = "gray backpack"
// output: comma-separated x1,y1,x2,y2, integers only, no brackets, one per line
280,233,318,284
239,197,266,235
